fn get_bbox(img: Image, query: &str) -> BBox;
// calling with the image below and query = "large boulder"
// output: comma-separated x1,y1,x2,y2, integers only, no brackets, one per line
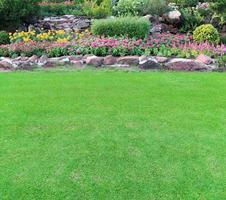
139,56,161,69
163,10,182,25
86,56,103,67
38,55,48,66
117,56,139,66
196,54,213,65
103,55,117,65
0,59,14,70
165,58,215,71
150,23,170,33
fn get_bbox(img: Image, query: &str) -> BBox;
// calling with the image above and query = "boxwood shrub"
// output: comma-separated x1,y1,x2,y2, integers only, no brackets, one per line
91,17,150,38
193,24,220,44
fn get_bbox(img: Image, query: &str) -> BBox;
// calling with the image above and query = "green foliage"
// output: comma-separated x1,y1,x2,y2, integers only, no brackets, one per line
0,0,41,30
91,17,150,38
47,47,69,57
141,0,169,16
83,0,112,19
179,8,203,33
221,35,226,44
168,0,199,7
0,31,10,45
113,0,143,16
113,0,168,16
39,4,85,16
0,47,9,57
217,54,226,68
193,24,220,44
210,0,226,25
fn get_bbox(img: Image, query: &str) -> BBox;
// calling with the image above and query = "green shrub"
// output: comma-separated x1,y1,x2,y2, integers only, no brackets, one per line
113,0,143,16
141,0,169,16
39,4,85,16
210,0,226,25
83,0,112,19
179,8,203,33
221,35,226,44
217,54,226,68
168,0,199,7
0,31,10,45
193,24,220,44
0,0,41,30
91,17,150,38
47,47,69,57
0,47,9,57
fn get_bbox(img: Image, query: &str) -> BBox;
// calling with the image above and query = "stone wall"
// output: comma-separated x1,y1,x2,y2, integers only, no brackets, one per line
29,15,91,32
0,55,217,72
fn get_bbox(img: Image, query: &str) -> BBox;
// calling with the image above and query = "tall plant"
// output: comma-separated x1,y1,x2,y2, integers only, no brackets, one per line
0,0,41,30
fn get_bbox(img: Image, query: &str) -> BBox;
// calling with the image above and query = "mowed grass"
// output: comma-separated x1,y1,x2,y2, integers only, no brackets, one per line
1,69,226,200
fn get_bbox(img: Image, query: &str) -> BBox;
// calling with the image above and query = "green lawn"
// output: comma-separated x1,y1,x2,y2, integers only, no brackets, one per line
1,69,226,200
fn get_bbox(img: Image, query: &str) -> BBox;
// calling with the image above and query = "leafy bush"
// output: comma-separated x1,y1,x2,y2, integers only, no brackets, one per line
83,0,112,19
141,0,169,16
91,17,150,38
0,47,9,57
221,35,226,44
39,3,85,16
179,8,203,33
168,0,199,7
0,0,41,30
193,24,220,44
0,31,10,45
217,54,226,68
47,47,69,57
113,0,143,16
210,0,226,25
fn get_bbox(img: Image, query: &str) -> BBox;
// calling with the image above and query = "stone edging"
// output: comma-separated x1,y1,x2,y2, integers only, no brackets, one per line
0,54,217,71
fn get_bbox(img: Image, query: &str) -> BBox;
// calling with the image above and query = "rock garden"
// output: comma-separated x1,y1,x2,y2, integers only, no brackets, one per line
0,0,225,72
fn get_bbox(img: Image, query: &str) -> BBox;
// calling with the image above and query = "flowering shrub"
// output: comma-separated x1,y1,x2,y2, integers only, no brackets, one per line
9,29,91,43
9,30,72,43
1,33,225,59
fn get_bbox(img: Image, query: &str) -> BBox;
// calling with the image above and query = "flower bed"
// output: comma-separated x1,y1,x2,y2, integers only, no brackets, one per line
1,33,225,59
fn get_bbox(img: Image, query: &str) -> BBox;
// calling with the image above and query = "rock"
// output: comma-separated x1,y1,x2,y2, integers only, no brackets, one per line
0,60,13,70
103,55,117,65
70,60,84,67
43,57,70,67
163,10,182,24
28,55,38,63
31,15,91,32
86,56,103,67
165,58,215,71
139,57,161,69
168,25,179,34
38,55,48,66
150,23,170,33
196,54,213,65
16,61,34,70
156,56,168,63
117,56,139,66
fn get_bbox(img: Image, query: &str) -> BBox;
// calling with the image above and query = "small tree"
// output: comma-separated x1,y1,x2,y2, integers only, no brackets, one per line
0,0,41,30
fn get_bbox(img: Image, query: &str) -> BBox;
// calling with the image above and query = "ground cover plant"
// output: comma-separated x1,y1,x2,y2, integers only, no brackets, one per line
1,69,226,199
